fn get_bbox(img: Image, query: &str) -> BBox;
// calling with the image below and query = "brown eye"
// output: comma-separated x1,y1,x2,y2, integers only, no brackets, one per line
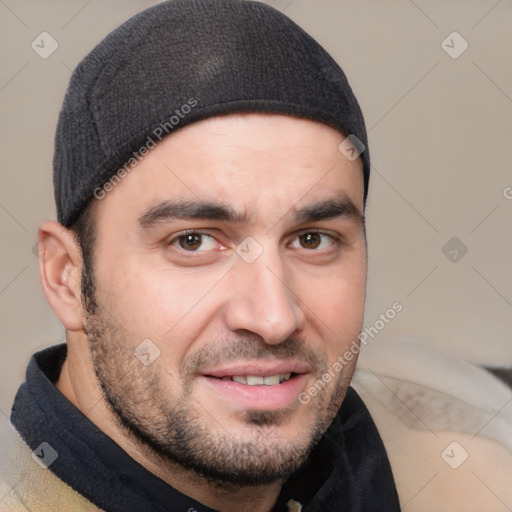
168,231,225,259
172,232,219,252
299,232,321,249
290,232,336,251
179,233,203,251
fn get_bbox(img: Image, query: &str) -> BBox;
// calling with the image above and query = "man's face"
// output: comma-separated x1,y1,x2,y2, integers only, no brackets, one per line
83,113,367,485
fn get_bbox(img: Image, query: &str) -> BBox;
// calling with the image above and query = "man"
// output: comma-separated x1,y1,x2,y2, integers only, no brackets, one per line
1,1,400,510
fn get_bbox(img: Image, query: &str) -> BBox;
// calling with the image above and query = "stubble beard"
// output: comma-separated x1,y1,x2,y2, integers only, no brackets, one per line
82,279,353,489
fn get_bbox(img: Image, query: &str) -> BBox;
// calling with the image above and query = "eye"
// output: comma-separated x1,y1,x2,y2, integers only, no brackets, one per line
170,232,219,252
290,231,336,251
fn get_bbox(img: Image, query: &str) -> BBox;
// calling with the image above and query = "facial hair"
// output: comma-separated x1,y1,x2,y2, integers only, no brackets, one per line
84,296,354,488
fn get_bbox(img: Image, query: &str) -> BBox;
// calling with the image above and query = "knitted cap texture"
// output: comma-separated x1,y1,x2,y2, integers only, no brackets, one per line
54,0,369,227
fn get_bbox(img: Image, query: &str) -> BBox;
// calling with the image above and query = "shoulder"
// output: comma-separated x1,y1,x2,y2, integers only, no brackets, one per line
353,337,512,512
0,415,100,512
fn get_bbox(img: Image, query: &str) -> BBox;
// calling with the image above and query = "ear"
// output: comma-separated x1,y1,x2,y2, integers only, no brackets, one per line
37,220,84,331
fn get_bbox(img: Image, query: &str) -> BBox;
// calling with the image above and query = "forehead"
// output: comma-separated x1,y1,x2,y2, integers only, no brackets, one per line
92,113,364,229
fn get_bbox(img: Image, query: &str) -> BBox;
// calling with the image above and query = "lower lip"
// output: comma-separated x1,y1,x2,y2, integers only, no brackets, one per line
201,374,308,410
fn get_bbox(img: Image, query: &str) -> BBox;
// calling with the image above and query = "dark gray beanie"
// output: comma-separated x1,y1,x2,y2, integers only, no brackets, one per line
54,0,369,228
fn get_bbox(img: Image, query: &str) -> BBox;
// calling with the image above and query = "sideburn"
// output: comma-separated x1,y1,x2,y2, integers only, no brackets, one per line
71,204,99,315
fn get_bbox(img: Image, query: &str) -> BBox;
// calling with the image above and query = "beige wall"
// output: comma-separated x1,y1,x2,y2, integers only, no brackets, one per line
1,0,511,417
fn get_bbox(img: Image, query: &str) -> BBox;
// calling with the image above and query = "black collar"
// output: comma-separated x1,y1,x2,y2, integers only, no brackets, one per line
11,344,400,511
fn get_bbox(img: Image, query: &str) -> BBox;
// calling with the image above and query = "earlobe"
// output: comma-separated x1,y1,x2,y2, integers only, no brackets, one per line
38,220,84,331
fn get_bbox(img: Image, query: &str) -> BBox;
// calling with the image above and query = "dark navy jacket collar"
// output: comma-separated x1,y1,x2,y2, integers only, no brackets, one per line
11,344,400,511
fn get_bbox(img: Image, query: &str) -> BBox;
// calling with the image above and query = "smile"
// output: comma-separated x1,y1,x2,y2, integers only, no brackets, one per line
224,373,293,386
199,362,310,410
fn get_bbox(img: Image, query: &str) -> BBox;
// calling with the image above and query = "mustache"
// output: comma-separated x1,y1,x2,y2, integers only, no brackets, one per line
180,335,324,375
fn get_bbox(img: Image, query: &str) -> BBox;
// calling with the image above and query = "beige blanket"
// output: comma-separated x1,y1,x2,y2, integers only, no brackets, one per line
353,336,512,512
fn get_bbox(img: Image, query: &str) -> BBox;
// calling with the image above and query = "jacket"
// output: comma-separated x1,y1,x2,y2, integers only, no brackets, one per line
1,344,400,511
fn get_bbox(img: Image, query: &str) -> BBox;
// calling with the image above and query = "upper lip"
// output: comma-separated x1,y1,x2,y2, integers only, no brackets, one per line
200,360,311,378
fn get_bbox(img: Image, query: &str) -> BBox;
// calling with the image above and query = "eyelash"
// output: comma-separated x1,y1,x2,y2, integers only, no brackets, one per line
168,230,222,252
289,231,339,251
167,229,341,254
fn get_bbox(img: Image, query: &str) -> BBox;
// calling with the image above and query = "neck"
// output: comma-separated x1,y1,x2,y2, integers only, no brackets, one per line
56,336,283,512
119,432,284,512
142,454,284,512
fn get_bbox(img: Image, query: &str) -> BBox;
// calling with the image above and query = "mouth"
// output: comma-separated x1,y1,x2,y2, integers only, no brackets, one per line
202,360,309,384
198,362,310,410
217,373,294,386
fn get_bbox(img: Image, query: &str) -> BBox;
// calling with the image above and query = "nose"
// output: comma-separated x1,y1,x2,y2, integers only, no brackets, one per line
224,252,306,345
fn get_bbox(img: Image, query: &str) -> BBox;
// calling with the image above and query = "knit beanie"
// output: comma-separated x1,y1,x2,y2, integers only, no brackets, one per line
54,0,369,228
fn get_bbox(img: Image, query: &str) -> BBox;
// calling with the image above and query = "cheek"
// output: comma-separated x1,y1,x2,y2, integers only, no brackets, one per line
297,260,367,346
94,256,222,347
92,256,171,338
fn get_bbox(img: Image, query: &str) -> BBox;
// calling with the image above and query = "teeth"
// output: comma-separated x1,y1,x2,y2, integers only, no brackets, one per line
263,375,280,386
231,373,293,386
247,376,264,385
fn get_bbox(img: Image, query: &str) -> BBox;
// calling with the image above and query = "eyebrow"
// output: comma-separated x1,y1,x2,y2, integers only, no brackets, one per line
138,195,364,230
295,196,364,226
138,199,248,229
